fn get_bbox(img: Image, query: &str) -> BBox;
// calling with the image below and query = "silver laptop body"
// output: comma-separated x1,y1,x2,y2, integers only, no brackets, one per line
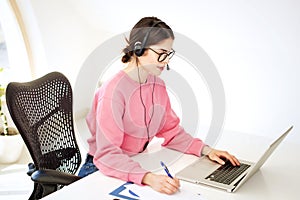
175,126,293,192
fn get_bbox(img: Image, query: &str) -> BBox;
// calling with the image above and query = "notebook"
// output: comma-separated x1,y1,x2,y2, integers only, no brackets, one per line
175,126,293,192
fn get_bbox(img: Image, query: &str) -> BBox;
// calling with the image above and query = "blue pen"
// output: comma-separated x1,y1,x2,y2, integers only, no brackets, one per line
160,161,181,192
160,161,173,178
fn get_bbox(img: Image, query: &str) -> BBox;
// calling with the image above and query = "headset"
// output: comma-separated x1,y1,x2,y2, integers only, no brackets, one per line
133,20,164,57
133,20,170,70
135,20,167,152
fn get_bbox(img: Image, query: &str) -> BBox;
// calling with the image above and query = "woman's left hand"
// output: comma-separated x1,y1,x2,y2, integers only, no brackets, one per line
207,148,240,166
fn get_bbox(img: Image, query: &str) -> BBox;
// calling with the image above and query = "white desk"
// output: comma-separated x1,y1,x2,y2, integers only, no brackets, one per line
43,130,299,200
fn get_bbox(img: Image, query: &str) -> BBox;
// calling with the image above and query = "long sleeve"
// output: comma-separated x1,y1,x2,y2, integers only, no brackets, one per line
156,93,206,157
87,96,148,185
85,70,206,185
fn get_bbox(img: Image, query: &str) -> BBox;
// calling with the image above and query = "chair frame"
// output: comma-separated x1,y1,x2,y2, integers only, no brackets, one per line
6,71,82,199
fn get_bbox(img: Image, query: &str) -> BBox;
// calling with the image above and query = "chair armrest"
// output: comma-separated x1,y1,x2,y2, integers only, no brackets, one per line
27,163,36,176
31,169,81,185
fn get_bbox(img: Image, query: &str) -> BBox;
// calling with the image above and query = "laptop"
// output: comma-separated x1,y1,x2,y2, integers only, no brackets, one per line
175,126,293,192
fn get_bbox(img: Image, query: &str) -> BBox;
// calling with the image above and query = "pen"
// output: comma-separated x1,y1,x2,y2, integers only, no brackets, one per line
160,161,181,192
160,161,173,178
160,161,180,192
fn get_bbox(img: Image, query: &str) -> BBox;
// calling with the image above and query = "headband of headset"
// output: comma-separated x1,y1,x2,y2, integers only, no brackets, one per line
134,20,164,57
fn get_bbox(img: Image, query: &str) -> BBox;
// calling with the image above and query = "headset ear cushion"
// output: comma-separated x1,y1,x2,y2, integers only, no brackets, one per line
134,41,144,57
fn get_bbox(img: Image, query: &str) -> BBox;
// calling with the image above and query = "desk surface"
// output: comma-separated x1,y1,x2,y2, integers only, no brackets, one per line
44,130,299,200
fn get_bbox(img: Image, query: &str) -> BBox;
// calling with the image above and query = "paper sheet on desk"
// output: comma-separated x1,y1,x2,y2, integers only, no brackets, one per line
109,182,206,200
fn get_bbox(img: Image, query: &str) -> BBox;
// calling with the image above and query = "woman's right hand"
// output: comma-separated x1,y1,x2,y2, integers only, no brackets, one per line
142,172,180,194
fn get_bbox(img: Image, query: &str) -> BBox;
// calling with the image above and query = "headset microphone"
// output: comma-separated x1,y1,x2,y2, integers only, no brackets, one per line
166,64,170,70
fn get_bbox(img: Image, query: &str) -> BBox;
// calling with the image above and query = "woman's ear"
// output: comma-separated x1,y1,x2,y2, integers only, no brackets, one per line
142,49,149,57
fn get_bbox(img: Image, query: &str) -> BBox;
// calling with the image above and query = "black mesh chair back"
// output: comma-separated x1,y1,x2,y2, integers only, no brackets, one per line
6,71,81,199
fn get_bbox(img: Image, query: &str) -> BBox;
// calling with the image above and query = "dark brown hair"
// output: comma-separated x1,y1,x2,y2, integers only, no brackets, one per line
121,17,174,63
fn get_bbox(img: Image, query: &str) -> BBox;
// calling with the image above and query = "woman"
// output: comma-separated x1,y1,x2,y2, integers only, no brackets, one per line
78,16,240,194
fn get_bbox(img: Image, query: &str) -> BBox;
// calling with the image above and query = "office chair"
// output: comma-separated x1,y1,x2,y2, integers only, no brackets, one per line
5,71,82,199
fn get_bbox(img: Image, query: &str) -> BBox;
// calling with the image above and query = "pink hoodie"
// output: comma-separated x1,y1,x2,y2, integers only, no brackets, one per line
86,70,206,185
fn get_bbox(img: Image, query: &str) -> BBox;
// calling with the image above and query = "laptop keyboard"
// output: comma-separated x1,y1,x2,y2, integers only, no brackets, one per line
205,160,250,185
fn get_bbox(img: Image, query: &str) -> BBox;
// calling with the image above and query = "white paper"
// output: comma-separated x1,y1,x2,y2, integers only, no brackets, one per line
124,183,207,200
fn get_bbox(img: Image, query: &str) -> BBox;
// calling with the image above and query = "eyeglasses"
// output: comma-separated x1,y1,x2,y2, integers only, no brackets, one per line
148,48,175,62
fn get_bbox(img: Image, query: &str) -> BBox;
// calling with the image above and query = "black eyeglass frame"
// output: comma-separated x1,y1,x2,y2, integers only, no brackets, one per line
147,48,175,62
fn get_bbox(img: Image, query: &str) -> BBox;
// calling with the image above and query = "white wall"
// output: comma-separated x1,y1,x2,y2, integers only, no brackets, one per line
17,0,300,145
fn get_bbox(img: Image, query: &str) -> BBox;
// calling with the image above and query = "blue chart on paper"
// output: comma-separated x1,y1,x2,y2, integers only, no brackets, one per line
109,181,206,200
109,182,140,200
